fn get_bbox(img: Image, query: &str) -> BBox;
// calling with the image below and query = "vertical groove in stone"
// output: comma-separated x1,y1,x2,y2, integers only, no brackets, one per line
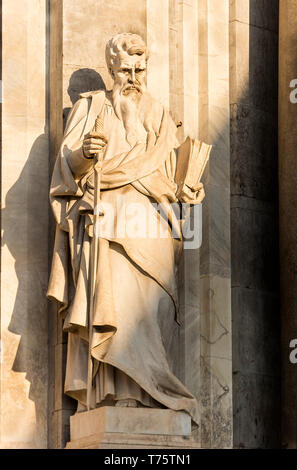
48,0,64,450
198,0,209,144
173,0,201,438
169,0,179,124
146,0,170,107
49,0,63,164
199,0,232,449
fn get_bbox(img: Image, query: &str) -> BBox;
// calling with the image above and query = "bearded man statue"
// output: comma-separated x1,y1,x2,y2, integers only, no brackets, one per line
47,33,205,425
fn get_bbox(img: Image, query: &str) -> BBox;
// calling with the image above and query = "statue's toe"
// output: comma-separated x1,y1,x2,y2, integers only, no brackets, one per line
115,399,139,408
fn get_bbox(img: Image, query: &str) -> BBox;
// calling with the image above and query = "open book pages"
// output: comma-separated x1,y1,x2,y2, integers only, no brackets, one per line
175,137,212,202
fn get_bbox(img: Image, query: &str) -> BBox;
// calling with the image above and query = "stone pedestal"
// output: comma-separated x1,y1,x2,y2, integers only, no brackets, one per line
66,407,199,449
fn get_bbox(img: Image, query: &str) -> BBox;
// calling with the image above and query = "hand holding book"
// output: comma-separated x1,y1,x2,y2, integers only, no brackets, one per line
175,137,212,204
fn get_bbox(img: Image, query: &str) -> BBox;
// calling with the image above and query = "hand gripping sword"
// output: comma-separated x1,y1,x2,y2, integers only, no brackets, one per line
86,112,105,411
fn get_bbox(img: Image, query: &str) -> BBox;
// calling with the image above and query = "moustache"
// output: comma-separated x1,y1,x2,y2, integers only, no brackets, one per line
122,84,142,95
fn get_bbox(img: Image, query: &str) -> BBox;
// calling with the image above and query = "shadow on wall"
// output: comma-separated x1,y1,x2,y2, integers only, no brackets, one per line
63,68,106,126
2,133,49,447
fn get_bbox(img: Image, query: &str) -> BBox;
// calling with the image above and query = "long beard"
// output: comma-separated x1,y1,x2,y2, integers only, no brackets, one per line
112,82,147,147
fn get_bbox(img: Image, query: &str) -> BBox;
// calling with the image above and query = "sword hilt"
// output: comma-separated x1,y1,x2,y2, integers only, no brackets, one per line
93,113,105,166
94,114,104,135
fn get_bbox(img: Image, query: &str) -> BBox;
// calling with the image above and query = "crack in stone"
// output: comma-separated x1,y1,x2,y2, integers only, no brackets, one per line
201,356,230,397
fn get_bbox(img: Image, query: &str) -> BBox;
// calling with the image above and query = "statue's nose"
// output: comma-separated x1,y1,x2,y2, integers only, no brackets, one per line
129,69,136,83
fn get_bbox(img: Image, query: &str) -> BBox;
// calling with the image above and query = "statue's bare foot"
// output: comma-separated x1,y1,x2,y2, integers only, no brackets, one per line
115,399,138,407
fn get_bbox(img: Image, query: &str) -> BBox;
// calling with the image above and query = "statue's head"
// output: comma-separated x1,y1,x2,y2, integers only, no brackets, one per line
105,33,149,98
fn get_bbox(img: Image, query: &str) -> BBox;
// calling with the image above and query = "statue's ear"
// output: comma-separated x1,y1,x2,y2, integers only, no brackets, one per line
109,67,115,78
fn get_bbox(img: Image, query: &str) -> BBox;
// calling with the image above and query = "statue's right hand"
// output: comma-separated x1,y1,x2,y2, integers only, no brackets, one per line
82,132,108,159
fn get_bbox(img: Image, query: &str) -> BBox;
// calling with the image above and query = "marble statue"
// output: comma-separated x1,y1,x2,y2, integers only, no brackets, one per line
47,33,207,425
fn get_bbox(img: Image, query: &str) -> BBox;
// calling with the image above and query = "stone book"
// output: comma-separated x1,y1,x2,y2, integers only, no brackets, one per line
175,137,211,201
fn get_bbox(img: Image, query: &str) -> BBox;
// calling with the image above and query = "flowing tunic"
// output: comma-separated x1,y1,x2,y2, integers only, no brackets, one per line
47,89,199,424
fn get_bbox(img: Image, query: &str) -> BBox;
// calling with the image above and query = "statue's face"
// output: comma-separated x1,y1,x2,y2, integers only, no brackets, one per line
112,54,147,97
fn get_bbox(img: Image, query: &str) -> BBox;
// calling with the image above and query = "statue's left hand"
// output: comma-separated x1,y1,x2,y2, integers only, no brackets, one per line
192,182,205,204
83,132,108,159
177,181,205,204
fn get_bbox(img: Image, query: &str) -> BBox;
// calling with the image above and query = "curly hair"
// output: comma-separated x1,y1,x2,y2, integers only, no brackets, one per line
105,33,149,75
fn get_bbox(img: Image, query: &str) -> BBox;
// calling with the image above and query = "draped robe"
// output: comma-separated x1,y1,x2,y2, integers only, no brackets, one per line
47,89,200,424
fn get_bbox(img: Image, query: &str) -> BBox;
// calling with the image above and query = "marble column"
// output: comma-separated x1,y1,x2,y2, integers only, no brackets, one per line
198,0,232,449
279,0,297,449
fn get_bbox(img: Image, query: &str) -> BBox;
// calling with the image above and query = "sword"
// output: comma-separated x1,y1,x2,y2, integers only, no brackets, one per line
86,112,105,411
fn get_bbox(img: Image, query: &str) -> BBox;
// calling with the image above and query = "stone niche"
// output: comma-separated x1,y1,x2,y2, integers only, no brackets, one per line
48,0,233,449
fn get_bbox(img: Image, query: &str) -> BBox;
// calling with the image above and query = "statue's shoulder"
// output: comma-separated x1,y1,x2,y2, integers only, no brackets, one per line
76,90,108,131
64,90,107,135
76,89,107,111
68,90,107,118
79,89,106,99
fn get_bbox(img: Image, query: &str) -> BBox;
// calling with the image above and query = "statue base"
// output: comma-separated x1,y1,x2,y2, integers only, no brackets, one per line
65,406,199,449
